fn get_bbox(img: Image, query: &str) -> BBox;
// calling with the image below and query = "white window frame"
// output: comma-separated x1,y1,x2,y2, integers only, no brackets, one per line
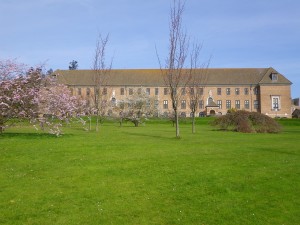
163,100,168,109
217,100,222,109
271,95,281,111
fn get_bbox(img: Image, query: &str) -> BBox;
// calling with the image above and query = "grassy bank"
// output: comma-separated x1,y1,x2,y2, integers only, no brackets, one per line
0,118,299,224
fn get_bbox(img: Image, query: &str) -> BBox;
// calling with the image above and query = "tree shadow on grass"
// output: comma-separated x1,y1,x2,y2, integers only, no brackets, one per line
0,132,73,139
122,131,176,140
257,147,299,156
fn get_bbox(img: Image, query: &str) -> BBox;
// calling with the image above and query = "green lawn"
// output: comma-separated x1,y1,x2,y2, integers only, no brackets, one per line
0,118,299,225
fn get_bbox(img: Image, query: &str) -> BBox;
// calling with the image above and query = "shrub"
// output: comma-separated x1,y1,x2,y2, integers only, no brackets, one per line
211,110,281,133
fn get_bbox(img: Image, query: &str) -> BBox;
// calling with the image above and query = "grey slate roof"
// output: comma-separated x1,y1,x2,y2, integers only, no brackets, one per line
55,67,292,87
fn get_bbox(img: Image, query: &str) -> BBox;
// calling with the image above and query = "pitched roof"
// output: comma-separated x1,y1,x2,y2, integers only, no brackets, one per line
259,67,292,85
55,68,292,87
206,99,219,107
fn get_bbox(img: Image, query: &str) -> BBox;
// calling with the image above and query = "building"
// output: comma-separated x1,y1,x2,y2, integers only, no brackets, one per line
55,67,292,118
292,98,299,107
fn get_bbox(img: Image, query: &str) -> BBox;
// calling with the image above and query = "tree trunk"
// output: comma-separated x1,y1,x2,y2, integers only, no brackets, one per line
192,113,196,134
96,111,99,132
0,121,4,134
89,116,92,131
175,110,180,138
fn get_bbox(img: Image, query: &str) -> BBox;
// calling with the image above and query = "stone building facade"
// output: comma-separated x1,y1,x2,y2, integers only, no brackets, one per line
55,67,292,118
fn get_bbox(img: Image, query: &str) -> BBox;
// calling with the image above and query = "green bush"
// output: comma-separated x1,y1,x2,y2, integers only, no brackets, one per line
211,110,281,133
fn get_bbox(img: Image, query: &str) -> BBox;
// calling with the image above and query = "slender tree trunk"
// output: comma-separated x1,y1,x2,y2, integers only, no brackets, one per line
192,114,196,134
96,111,99,132
0,120,4,134
134,120,139,127
175,110,180,138
89,116,92,131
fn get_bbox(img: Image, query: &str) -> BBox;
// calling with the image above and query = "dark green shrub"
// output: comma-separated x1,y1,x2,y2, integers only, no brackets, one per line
211,110,281,133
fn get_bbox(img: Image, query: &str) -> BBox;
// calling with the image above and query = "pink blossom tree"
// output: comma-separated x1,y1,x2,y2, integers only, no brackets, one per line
37,77,87,136
0,59,86,136
0,60,40,133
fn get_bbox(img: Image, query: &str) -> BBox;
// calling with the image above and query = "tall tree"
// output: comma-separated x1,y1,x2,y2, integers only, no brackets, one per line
92,33,113,132
69,60,78,70
157,0,191,138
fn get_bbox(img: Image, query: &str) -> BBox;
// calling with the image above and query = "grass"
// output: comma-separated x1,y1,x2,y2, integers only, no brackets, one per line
0,118,299,225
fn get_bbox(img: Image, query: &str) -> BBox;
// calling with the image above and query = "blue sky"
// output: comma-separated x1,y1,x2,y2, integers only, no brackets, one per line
1,0,299,97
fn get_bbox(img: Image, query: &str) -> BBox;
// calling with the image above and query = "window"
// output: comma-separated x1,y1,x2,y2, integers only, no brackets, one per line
226,100,231,109
235,88,240,95
163,100,168,109
119,101,125,109
172,88,177,95
120,87,124,95
190,87,195,95
78,88,81,95
86,88,90,96
95,88,99,95
198,88,204,95
217,88,222,95
180,112,186,117
181,88,186,95
272,96,280,110
254,100,259,109
129,88,133,95
190,100,196,109
235,100,240,109
111,97,116,106
271,73,278,81
154,100,159,109
146,88,150,95
146,100,150,108
102,87,107,95
164,88,168,95
253,87,259,95
226,88,231,95
244,88,249,95
181,100,186,109
155,88,159,95
199,100,204,109
244,100,249,109
137,88,142,95
217,100,222,109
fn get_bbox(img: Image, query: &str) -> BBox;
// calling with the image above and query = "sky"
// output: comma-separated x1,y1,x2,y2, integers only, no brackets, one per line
1,0,299,98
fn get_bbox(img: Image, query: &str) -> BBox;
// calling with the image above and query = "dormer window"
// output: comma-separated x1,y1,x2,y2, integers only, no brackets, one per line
271,73,278,81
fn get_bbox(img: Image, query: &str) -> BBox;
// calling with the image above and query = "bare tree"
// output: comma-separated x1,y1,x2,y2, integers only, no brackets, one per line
187,42,209,133
157,0,191,138
92,33,113,132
